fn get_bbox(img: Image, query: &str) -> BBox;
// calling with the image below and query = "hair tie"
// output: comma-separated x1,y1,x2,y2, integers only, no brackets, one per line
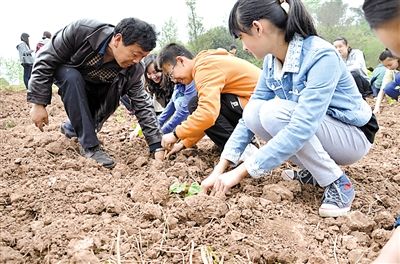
280,0,290,14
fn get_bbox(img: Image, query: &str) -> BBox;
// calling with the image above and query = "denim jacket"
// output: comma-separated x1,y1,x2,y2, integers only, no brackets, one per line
221,34,372,178
158,81,197,134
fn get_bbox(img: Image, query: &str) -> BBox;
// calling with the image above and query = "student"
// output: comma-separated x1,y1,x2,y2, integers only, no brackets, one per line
202,0,378,218
370,49,395,97
333,37,372,98
373,50,400,114
120,54,174,116
157,43,260,156
143,54,174,115
16,33,34,89
363,0,400,262
28,18,164,168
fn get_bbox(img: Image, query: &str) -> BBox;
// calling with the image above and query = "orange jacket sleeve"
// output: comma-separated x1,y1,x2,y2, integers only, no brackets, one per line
176,66,225,148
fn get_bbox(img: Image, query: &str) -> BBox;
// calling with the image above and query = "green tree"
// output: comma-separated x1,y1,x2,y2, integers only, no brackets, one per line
185,0,205,53
194,26,233,51
185,26,262,68
158,17,179,48
0,57,23,85
308,0,384,67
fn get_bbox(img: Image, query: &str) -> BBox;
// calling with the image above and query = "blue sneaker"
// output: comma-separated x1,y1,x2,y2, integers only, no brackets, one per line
281,169,319,186
319,174,355,217
394,215,400,229
60,121,77,139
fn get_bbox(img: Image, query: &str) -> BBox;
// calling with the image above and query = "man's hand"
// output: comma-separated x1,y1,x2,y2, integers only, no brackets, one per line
165,141,185,159
161,132,178,151
154,150,165,161
30,104,48,132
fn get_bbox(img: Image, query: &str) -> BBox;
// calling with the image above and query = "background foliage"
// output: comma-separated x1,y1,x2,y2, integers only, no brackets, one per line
0,0,386,87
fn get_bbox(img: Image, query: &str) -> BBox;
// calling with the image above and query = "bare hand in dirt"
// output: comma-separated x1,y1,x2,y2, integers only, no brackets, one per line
165,142,184,159
30,104,49,132
202,159,230,194
211,163,248,195
161,133,178,151
154,150,165,161
373,107,380,115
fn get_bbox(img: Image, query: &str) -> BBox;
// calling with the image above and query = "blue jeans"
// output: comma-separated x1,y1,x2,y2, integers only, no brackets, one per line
22,63,32,89
384,72,400,101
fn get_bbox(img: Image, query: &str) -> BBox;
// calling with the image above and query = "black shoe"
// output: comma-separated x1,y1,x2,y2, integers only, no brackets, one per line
81,145,115,168
60,121,77,139
281,169,319,186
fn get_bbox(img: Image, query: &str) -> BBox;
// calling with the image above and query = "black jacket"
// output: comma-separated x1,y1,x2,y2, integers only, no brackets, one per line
27,19,162,149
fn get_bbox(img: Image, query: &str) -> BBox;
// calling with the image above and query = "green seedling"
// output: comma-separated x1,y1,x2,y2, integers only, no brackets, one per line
169,181,201,197
130,123,143,138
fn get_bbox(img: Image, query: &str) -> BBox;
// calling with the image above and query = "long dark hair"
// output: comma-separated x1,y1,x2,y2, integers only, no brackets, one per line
228,0,317,42
363,0,400,28
20,33,30,48
143,54,174,107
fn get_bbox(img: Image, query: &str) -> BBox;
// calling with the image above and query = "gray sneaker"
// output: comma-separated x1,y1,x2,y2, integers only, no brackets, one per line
281,169,318,186
319,174,355,217
60,121,77,139
81,145,115,168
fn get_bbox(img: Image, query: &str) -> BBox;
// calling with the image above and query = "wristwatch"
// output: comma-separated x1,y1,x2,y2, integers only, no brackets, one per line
173,129,179,140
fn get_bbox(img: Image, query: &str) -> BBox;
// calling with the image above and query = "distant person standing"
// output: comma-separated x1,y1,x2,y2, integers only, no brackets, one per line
16,33,34,89
36,31,52,53
228,44,237,56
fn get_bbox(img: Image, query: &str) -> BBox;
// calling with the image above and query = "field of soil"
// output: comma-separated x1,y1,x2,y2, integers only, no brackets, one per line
1,90,399,263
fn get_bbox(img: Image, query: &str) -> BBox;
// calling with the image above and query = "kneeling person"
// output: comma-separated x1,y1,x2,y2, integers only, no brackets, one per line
28,18,164,167
157,43,260,156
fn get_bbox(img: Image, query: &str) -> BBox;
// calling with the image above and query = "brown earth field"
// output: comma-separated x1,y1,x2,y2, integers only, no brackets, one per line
0,90,399,264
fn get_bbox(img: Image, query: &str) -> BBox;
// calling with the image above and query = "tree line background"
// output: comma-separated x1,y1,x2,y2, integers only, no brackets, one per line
0,0,385,88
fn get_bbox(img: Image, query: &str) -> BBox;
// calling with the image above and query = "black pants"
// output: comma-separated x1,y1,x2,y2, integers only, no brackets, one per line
55,66,108,149
188,93,243,150
22,64,32,89
351,71,372,99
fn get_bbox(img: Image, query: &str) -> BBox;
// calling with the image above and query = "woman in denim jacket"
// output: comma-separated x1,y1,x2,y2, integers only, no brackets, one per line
202,0,378,218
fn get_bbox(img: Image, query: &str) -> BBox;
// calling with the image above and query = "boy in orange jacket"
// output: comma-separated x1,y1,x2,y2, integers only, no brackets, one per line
157,43,260,156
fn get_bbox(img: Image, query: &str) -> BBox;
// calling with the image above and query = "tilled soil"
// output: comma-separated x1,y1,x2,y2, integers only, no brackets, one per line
0,90,399,263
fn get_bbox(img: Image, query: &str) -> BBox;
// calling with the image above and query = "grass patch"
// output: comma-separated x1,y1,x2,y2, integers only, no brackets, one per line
0,84,25,92
1,119,17,129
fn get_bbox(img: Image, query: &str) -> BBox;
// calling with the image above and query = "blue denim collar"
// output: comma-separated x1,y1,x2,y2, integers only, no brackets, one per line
270,34,304,79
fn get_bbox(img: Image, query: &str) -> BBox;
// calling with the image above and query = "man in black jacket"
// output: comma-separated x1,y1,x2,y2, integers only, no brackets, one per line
28,18,165,168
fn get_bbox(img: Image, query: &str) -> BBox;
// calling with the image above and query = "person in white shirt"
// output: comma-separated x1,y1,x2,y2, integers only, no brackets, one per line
333,37,372,98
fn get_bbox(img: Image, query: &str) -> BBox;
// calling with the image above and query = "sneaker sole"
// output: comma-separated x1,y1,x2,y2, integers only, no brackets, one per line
319,206,351,218
103,162,116,169
60,126,77,139
281,170,295,181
